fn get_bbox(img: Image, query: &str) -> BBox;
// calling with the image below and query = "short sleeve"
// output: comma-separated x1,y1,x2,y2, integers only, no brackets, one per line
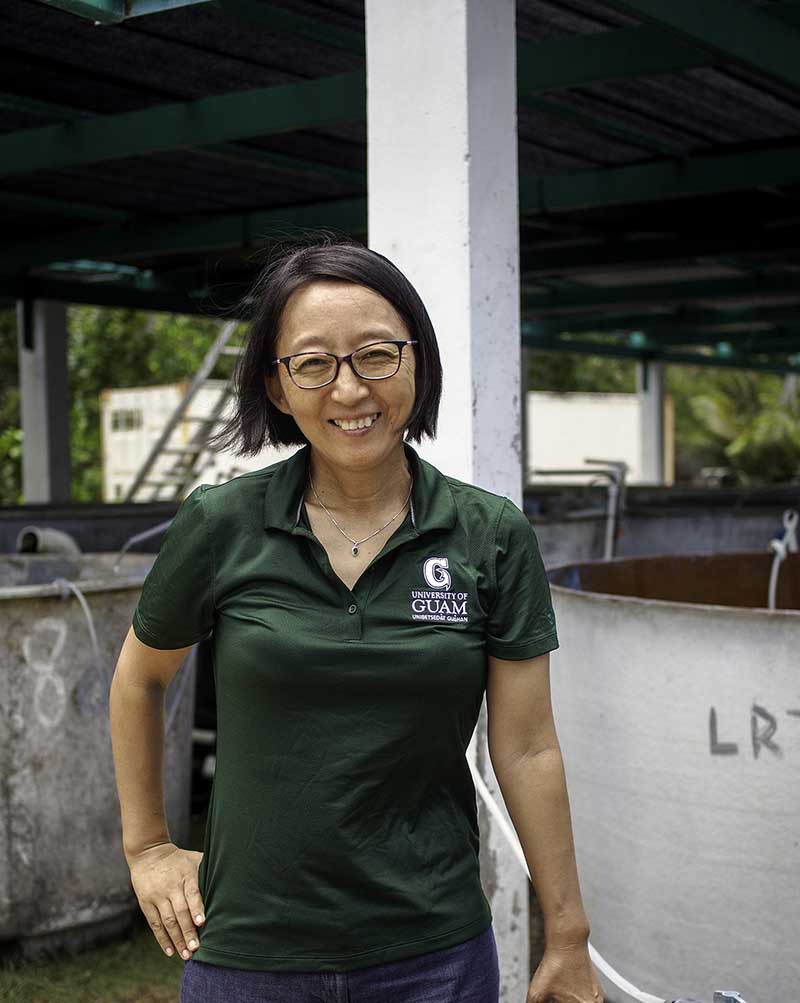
132,484,215,650
485,497,559,660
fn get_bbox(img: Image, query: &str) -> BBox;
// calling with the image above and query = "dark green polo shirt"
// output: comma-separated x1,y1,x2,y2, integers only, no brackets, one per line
132,440,559,972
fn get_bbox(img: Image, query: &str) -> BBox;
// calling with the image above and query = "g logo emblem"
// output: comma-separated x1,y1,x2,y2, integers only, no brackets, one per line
423,556,451,590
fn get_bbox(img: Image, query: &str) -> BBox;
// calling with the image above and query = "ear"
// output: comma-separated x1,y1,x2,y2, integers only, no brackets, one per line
264,367,292,417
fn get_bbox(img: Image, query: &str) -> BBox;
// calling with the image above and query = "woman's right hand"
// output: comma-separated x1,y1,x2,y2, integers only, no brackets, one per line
127,842,205,960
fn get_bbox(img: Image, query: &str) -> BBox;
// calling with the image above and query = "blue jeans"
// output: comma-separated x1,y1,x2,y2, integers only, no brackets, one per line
179,924,500,1002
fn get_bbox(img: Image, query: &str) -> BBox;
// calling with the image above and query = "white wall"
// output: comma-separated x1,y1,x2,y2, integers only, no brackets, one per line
527,390,674,486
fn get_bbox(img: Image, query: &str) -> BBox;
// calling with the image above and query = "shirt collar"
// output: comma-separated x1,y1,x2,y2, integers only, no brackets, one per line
263,440,456,536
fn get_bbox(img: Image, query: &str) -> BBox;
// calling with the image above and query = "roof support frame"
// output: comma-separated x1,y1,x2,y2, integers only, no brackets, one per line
522,274,800,314
0,87,364,191
0,71,364,178
527,323,800,352
526,304,800,336
212,0,364,55
520,144,800,215
0,274,237,314
520,230,800,275
602,0,800,93
0,191,129,223
39,0,212,23
521,334,800,374
4,129,800,270
8,134,800,271
10,1,800,182
3,272,799,374
39,0,123,22
0,197,367,272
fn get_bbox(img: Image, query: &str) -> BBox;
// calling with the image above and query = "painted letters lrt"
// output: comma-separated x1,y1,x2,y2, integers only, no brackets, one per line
709,705,800,758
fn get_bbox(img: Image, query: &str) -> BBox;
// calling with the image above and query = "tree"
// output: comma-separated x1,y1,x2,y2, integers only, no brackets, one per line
527,348,800,486
0,311,22,504
0,307,227,505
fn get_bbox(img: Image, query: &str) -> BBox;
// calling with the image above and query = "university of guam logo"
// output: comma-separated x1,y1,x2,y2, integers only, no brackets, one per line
423,556,451,590
410,556,470,624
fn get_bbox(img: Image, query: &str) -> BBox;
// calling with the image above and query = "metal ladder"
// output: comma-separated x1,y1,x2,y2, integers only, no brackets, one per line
124,318,245,502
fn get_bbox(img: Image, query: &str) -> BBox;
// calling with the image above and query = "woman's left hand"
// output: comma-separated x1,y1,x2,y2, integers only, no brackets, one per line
526,942,604,1003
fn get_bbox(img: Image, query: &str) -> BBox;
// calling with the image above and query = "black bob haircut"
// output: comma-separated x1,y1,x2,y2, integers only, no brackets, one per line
207,233,443,457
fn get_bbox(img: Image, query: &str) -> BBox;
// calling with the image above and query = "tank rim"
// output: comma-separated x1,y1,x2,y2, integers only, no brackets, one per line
548,549,799,617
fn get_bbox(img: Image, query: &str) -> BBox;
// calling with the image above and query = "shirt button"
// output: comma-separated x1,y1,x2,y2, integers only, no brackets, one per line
348,604,358,614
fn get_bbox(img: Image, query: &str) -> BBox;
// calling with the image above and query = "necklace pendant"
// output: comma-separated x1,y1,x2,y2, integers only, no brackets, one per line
352,545,359,556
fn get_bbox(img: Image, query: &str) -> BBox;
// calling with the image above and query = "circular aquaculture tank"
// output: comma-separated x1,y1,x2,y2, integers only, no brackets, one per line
0,553,196,963
546,552,799,1003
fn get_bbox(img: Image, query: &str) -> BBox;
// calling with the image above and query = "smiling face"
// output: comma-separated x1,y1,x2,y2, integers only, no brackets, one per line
265,279,417,470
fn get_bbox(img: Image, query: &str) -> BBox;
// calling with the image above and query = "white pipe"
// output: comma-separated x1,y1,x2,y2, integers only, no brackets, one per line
468,758,666,1003
767,509,797,610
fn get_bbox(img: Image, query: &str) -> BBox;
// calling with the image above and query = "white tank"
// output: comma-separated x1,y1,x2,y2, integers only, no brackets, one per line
0,553,196,962
547,552,799,1003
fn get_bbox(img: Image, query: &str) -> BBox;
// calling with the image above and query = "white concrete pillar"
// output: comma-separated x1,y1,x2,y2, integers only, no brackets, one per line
521,345,532,490
15,299,72,502
366,1,529,996
636,359,665,485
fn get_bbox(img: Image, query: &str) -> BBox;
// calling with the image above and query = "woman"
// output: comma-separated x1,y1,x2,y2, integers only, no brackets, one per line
110,237,602,1003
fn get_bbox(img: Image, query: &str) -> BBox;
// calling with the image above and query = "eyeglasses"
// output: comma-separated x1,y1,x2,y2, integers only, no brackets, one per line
272,339,418,390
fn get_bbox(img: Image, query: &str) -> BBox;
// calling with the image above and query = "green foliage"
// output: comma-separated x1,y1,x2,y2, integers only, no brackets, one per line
0,310,22,504
527,348,800,485
0,918,182,1003
671,367,800,484
0,307,231,505
67,308,227,502
527,348,636,394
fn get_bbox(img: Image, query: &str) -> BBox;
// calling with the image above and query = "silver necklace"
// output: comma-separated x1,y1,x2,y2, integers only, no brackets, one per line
307,469,413,557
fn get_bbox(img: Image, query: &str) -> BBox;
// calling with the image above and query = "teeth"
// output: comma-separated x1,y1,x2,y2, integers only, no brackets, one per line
334,413,379,430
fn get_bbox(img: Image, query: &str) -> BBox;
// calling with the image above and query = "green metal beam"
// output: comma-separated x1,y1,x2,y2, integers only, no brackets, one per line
9,18,797,185
5,270,800,372
22,83,788,218
41,0,363,54
127,0,213,16
6,13,798,189
526,304,800,336
8,136,800,270
519,144,800,215
0,191,129,223
521,334,800,375
0,91,85,120
38,0,212,22
654,326,800,348
0,274,241,314
36,0,800,84
0,71,364,178
213,1,363,56
518,0,800,93
0,87,363,188
519,94,680,157
0,196,367,272
4,268,799,374
6,136,800,268
602,0,800,93
198,143,363,188
516,28,713,94
526,319,800,351
520,228,800,275
39,0,123,23
523,274,800,315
